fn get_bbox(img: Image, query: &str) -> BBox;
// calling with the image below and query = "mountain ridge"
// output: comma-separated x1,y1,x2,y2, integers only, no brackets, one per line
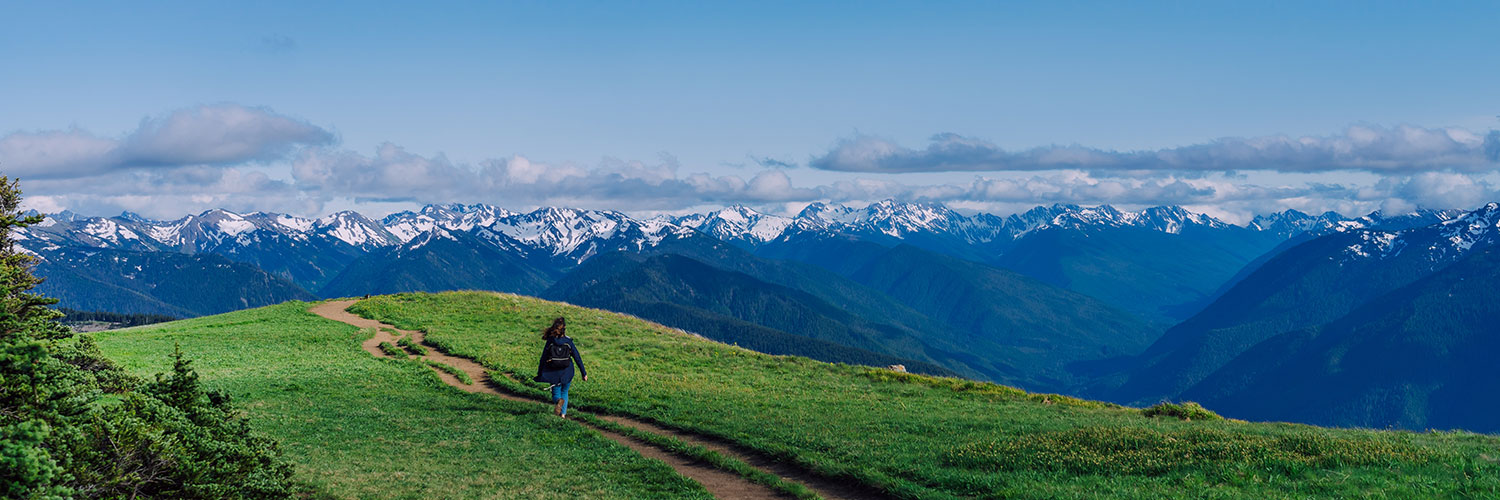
1109,202,1500,410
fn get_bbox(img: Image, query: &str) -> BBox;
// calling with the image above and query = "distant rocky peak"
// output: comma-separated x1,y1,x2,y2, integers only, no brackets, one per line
713,204,771,223
316,210,367,226
1135,206,1230,233
864,199,954,221
796,202,856,222
525,205,588,221
1338,202,1500,265
855,200,961,236
678,205,792,243
1440,202,1500,237
197,208,246,221
419,203,462,215
400,226,458,252
315,211,397,247
1250,209,1356,237
1054,204,1127,225
1005,204,1224,235
1357,208,1465,232
51,210,83,222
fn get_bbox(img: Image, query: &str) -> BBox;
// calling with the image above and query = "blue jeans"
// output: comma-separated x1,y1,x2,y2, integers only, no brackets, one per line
551,381,571,416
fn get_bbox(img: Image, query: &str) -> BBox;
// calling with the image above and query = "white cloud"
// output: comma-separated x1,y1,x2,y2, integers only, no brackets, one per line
9,104,1498,222
287,143,824,210
116,104,332,167
0,130,119,178
0,104,333,179
1376,171,1495,210
810,127,1500,174
20,166,318,219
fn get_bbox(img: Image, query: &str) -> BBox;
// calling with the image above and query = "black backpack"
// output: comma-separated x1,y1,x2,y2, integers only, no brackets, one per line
544,339,572,370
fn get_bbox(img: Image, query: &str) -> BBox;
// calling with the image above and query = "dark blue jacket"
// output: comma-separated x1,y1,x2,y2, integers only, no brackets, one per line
535,336,586,385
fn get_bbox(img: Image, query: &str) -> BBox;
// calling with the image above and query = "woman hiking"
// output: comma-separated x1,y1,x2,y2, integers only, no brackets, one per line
534,317,587,418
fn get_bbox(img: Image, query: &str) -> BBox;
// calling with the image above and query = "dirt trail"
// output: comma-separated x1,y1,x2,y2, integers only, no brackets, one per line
310,300,866,500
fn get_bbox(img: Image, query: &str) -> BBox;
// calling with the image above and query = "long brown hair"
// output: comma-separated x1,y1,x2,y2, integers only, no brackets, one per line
542,317,567,340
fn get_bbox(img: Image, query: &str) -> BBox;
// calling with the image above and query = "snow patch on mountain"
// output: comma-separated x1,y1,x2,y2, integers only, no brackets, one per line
274,214,314,232
1334,203,1499,267
403,227,457,252
146,220,187,246
488,207,690,260
675,205,793,243
796,202,861,228
217,218,256,236
1433,202,1500,255
1249,210,1359,237
1344,232,1402,260
82,219,141,244
316,211,395,248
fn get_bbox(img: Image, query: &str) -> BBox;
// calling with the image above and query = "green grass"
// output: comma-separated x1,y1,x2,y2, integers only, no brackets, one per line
92,301,713,499
575,414,820,500
377,340,409,359
1142,401,1224,421
351,291,1500,499
424,359,474,385
398,336,429,356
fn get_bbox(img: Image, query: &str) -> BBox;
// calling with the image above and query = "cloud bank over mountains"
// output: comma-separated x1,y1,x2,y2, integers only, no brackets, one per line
4,103,1498,222
809,127,1500,174
1,104,334,179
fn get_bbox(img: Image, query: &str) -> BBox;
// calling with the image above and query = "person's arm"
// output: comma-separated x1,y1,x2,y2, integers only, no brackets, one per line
571,339,587,380
537,342,547,379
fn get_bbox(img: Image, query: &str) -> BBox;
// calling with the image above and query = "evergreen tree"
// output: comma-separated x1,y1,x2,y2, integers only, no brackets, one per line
0,176,294,498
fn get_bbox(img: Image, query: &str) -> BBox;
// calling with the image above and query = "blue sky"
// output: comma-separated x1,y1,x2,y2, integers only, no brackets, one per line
3,1,1499,222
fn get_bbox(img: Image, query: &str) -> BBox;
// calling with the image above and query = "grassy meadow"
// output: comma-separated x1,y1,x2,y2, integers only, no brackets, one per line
92,301,712,500
350,291,1500,500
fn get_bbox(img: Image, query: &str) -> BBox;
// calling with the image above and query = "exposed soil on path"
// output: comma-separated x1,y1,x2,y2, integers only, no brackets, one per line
309,300,854,500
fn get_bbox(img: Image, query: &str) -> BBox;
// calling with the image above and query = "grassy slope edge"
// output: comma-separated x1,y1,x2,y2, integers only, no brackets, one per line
352,291,1500,500
93,301,712,500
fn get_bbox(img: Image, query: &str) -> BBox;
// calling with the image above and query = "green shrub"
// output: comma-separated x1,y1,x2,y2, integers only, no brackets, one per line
1142,401,1224,421
857,367,1119,409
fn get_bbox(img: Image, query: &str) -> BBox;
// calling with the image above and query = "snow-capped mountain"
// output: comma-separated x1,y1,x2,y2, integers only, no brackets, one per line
381,203,515,243
672,205,794,246
763,201,1234,250
1435,203,1500,253
1358,208,1465,231
1336,203,1500,265
481,207,697,264
1118,201,1500,414
1000,203,1231,238
6,200,1305,293
16,208,398,289
1248,209,1359,238
312,211,401,249
789,201,983,239
11,200,1303,264
19,199,1483,311
17,208,400,255
1247,207,1462,239
375,204,697,264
